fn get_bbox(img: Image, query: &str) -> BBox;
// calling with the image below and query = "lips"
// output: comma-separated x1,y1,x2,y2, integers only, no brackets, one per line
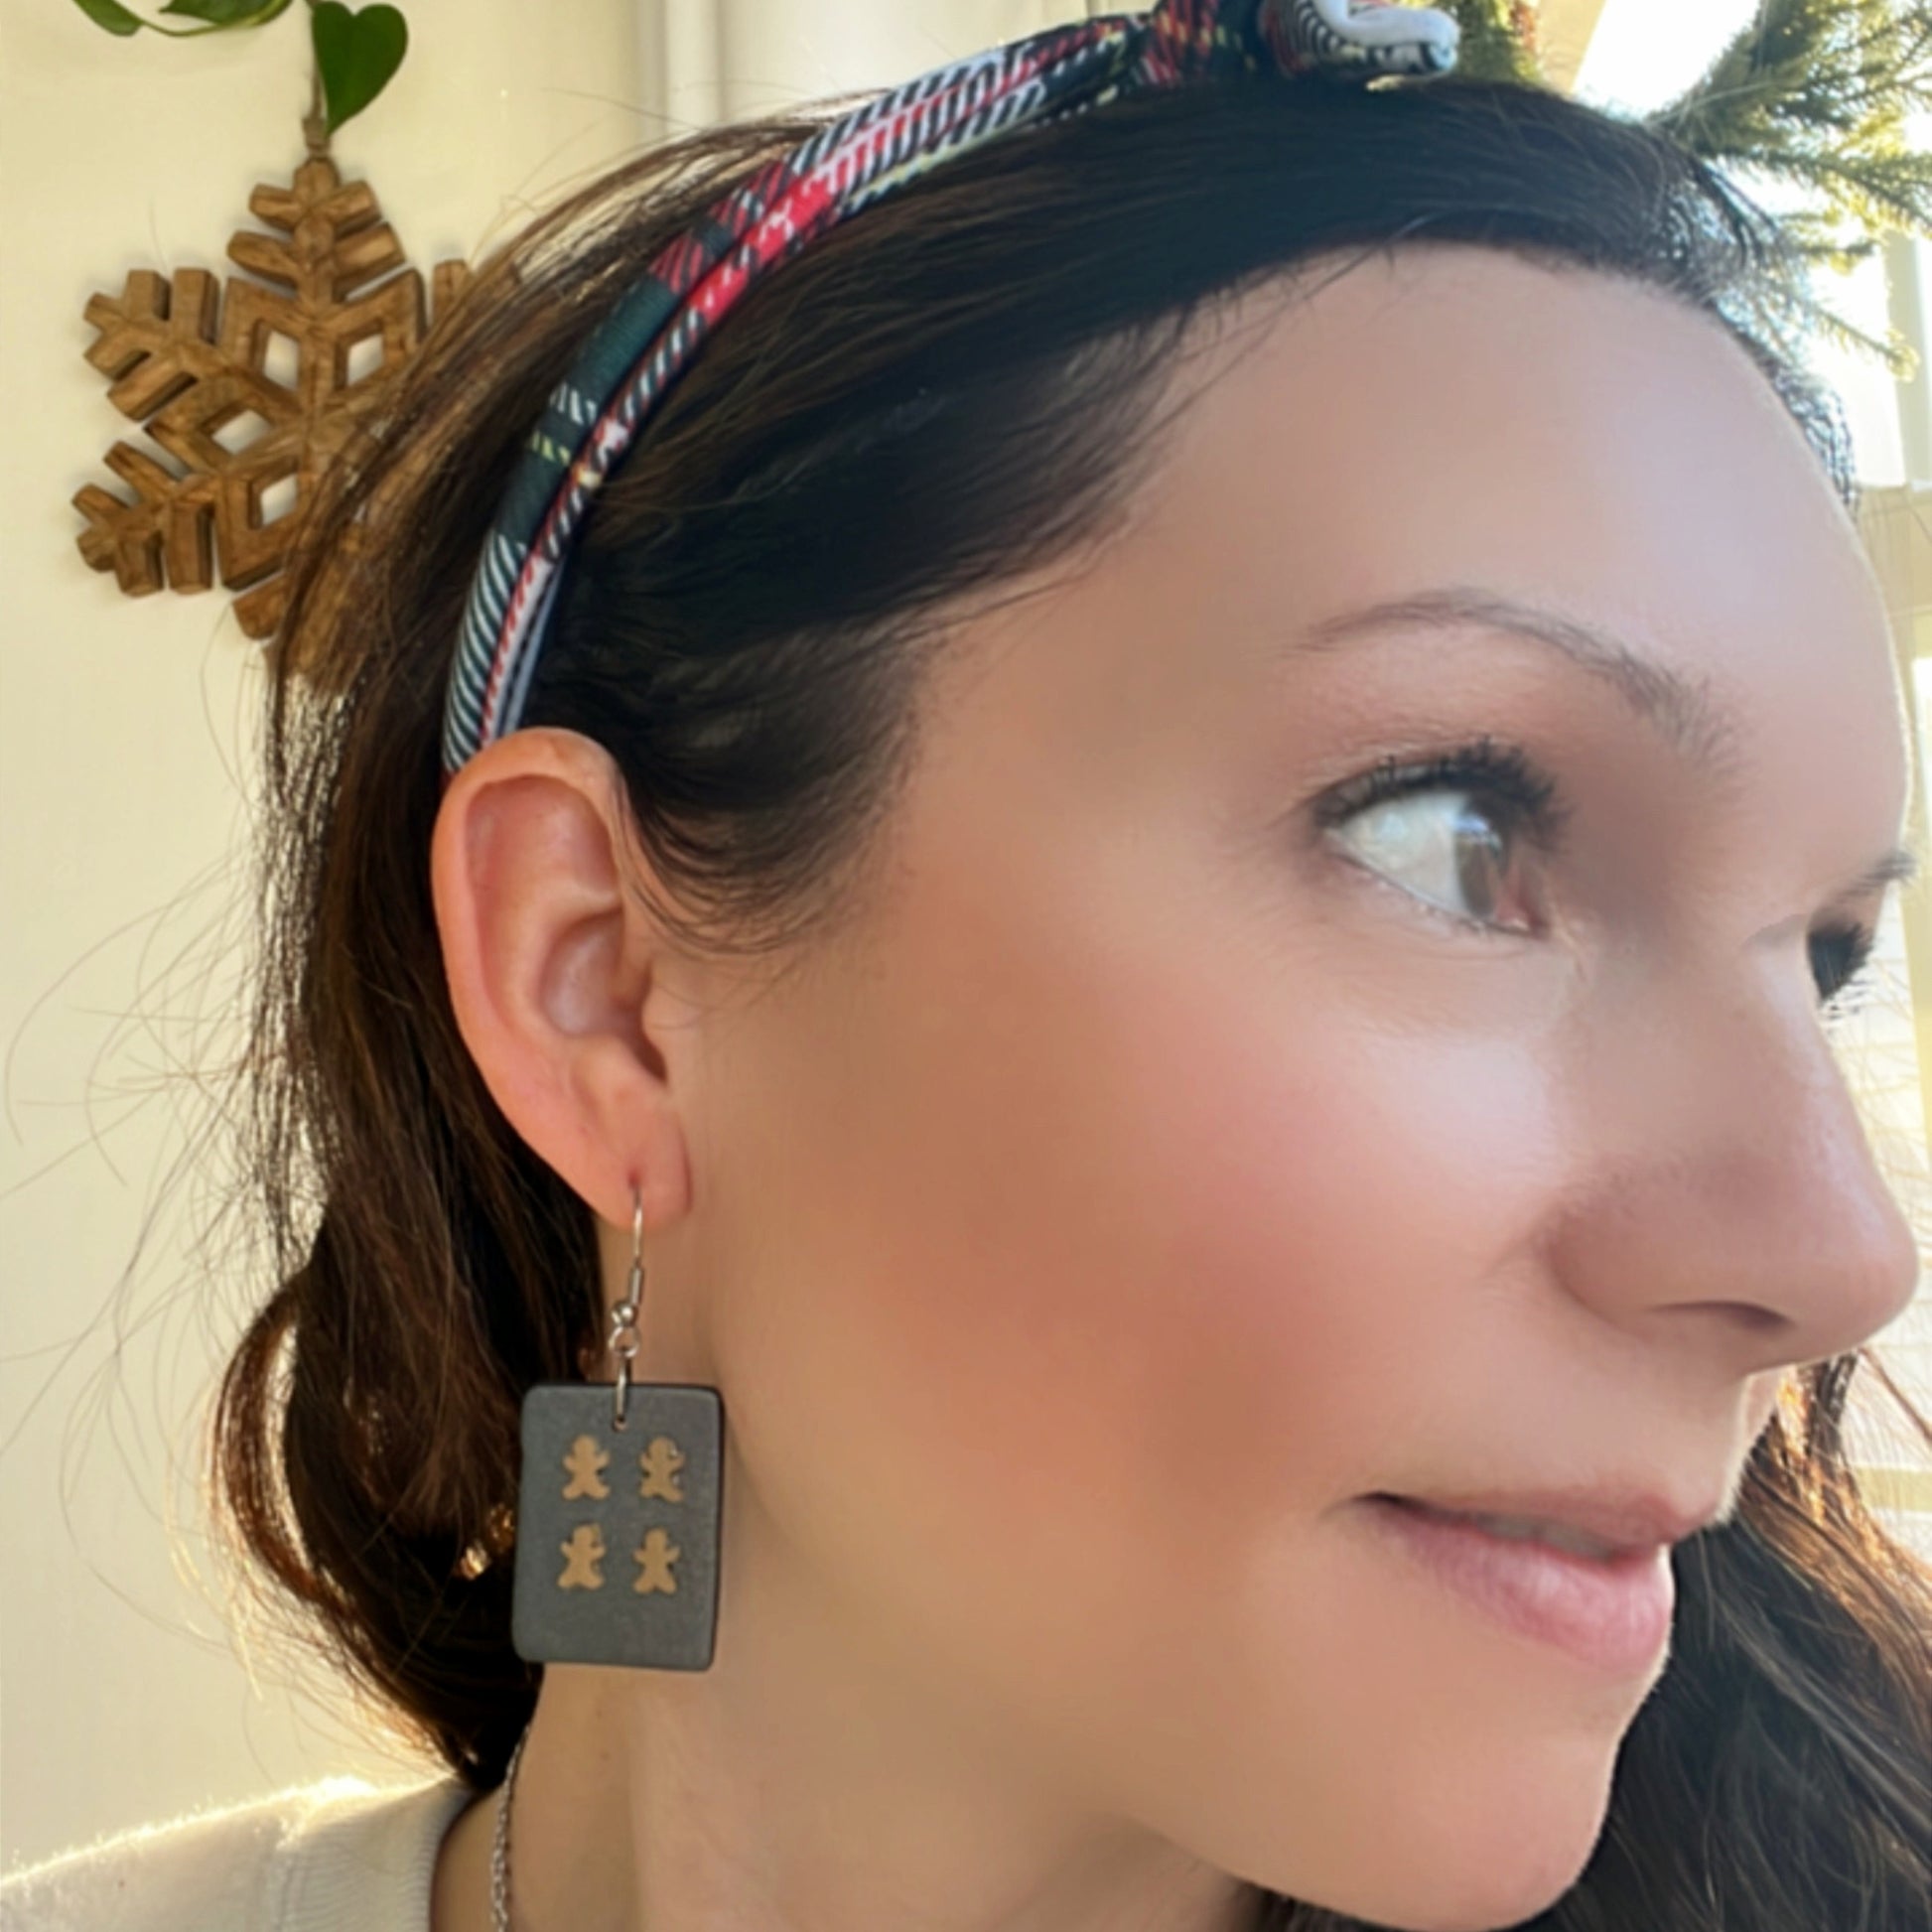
1372,1485,1726,1557
1362,1494,1677,1674
1392,1499,1627,1562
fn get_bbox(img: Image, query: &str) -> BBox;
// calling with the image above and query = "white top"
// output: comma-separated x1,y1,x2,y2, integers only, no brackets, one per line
0,1773,475,1931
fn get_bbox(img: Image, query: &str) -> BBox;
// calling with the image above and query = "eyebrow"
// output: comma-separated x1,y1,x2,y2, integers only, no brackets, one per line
1294,585,1919,903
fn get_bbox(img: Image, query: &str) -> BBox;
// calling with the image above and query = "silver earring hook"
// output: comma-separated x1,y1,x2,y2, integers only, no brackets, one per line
609,1182,644,1429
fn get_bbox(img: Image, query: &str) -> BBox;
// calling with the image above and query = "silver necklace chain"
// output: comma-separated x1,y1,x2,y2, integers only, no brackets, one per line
490,1723,532,1932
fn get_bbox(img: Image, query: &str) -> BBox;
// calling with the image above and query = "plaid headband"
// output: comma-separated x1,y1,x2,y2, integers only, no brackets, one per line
439,0,1460,775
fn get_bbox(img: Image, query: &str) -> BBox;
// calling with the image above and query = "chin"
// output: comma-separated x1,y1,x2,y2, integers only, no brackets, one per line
1341,1803,1607,1932
1293,1854,1597,1932
1234,1757,1615,1932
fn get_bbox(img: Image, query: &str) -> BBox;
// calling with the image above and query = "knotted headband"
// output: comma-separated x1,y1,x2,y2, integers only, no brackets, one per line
439,0,1460,776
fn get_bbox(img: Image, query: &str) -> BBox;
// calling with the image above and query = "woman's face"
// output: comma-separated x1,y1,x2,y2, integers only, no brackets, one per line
442,243,1922,1931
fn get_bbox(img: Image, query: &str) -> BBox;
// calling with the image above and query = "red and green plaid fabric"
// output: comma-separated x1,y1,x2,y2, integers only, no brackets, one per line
441,0,1459,775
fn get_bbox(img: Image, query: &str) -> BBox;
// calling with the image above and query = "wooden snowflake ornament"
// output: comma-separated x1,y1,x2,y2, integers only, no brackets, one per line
74,153,473,642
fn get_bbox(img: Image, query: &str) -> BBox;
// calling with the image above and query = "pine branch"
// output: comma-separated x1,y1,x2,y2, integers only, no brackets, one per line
1645,0,1932,232
1432,0,1545,85
1726,144,1932,245
1784,286,1918,376
1651,0,1932,138
1615,0,1932,375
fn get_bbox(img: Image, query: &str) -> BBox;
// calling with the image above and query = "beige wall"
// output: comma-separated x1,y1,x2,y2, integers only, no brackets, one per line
0,0,1114,1875
0,0,650,1874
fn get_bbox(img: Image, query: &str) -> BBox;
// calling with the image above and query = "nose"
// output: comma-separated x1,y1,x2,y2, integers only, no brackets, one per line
1543,961,1923,1381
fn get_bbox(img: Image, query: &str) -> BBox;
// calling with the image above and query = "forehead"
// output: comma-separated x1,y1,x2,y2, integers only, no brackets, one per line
912,244,1905,900
1158,249,1884,766
1157,242,1879,668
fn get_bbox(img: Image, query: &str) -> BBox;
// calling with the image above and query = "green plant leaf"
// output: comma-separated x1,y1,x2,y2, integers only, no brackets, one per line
69,0,147,35
312,2,408,134
159,0,297,21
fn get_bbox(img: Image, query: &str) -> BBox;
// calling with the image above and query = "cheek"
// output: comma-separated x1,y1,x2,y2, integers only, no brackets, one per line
1056,982,1576,1588
704,812,1635,1924
714,819,1559,1707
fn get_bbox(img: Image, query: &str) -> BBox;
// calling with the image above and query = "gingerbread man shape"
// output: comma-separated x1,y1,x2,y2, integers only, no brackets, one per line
558,1523,607,1588
561,1435,611,1500
637,1435,685,1502
632,1527,681,1594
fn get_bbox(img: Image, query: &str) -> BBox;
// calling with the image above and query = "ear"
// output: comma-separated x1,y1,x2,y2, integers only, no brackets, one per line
429,727,695,1238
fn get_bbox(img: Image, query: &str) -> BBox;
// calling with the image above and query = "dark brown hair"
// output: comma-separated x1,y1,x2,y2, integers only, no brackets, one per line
209,70,1931,1929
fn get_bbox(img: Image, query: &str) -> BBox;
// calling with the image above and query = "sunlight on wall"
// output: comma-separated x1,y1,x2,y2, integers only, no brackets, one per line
1575,0,1760,110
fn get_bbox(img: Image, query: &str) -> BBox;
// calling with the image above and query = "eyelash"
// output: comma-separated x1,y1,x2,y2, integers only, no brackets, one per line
1314,735,1880,1014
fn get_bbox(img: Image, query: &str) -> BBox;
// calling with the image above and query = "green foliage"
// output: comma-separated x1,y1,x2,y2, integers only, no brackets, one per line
66,0,405,131
1433,0,1543,86
1645,0,1932,373
310,1,405,133
69,0,294,34
1648,0,1932,259
68,0,149,34
159,0,297,24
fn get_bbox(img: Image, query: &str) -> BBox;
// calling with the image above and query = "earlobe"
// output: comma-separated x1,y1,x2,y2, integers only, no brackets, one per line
428,728,693,1235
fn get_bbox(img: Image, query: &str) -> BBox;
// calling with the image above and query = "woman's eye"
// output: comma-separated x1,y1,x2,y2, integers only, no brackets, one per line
1315,739,1883,1020
1810,922,1878,1016
1314,738,1566,939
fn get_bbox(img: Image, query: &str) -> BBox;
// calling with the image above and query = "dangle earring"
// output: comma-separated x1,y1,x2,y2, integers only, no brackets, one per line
509,1183,724,1670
